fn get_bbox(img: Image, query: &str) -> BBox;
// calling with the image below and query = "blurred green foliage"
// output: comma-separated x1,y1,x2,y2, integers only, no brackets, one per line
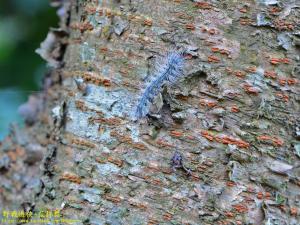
0,0,58,139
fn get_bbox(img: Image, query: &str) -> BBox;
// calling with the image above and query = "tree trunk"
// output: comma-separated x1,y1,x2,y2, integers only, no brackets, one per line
1,0,300,224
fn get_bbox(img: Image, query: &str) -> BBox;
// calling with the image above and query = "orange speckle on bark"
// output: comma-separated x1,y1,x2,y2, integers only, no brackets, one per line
234,70,246,78
208,28,217,35
239,8,247,13
170,130,183,138
278,78,287,86
264,71,277,79
233,204,248,213
195,2,213,9
143,18,153,26
185,23,196,30
257,135,272,141
226,181,236,187
270,58,281,65
231,105,239,113
60,172,81,184
265,192,271,199
290,207,298,216
224,211,234,217
243,84,259,95
287,78,298,85
200,130,214,141
257,192,263,199
105,195,122,203
281,58,290,64
272,137,284,146
163,212,173,221
245,66,257,73
208,55,220,63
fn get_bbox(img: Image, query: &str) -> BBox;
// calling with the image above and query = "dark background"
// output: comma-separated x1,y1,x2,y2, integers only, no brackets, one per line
0,0,58,138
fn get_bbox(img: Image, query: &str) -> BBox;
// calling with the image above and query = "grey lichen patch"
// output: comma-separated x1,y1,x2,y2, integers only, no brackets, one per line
256,13,272,26
101,25,113,39
113,16,129,36
226,144,254,163
295,143,300,158
65,84,136,143
245,67,268,92
257,0,279,5
151,26,168,36
259,174,287,190
87,14,99,29
106,207,129,225
80,42,96,63
267,159,293,175
66,106,98,139
125,124,140,142
89,216,106,225
96,163,121,176
123,151,141,167
217,184,245,210
85,86,135,118
81,192,102,204
277,33,292,50
228,161,249,182
127,214,147,225
0,154,10,171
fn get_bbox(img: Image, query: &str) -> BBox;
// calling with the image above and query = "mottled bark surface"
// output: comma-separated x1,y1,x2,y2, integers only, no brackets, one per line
1,0,300,224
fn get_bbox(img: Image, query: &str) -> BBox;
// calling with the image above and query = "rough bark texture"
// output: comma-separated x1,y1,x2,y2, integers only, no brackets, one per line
1,0,300,224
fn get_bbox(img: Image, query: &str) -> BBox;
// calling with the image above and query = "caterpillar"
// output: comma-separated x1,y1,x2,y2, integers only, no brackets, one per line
134,51,185,120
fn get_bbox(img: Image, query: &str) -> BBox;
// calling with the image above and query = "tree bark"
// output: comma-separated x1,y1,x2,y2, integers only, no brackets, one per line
1,0,300,224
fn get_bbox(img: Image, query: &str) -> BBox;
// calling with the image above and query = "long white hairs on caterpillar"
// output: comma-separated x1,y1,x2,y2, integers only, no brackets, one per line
134,51,185,120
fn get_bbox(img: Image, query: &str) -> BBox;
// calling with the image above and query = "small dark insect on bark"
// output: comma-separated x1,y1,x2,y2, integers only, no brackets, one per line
170,151,191,176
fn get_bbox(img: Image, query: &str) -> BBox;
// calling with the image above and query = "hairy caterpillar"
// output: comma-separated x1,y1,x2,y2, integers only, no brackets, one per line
134,51,185,120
